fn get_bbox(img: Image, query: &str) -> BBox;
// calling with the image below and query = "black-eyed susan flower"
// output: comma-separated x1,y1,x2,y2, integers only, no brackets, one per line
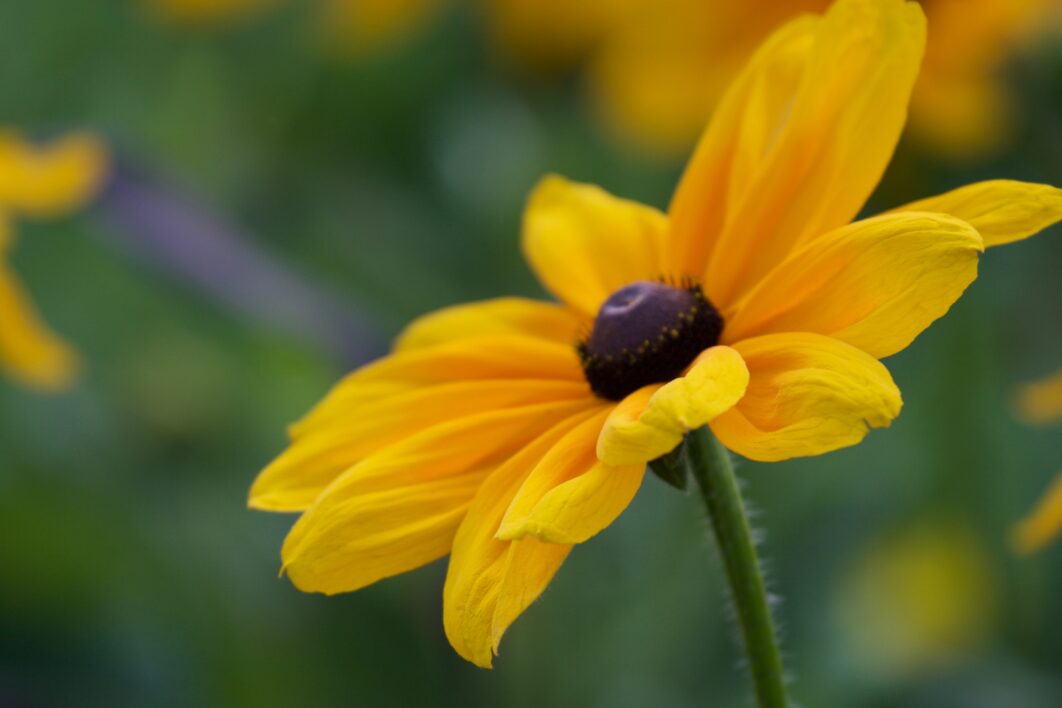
251,0,1062,670
0,131,108,391
590,0,1059,156
1012,369,1062,553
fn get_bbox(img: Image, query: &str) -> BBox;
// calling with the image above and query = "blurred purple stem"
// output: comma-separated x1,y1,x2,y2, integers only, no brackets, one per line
96,163,384,366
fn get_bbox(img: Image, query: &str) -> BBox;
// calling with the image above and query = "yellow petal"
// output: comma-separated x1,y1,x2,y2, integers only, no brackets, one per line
1013,473,1062,554
444,413,597,667
597,345,749,465
1014,369,1062,426
891,180,1062,248
668,0,926,307
279,404,599,595
497,408,645,544
725,212,983,359
0,131,108,216
394,297,581,352
0,258,77,391
710,333,902,462
291,335,585,437
251,381,594,512
522,174,667,319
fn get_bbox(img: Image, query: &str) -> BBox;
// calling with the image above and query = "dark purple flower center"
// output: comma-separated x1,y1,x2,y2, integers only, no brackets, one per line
578,280,723,401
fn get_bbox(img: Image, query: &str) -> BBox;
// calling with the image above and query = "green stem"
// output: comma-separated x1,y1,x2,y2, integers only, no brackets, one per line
685,426,788,708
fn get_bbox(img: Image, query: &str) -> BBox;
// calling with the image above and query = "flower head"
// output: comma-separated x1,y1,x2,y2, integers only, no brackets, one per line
0,131,108,391
251,0,1062,667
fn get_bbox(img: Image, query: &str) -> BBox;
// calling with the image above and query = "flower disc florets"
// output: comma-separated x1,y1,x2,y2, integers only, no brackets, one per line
578,279,723,400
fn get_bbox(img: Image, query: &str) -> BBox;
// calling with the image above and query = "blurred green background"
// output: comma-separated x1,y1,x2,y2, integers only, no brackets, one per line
1,1,1061,706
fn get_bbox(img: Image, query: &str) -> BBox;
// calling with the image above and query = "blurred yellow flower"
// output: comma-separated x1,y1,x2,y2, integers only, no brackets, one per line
1015,368,1062,426
837,522,997,677
1014,472,1062,554
0,132,108,391
250,0,1062,667
1012,369,1062,553
591,0,1058,157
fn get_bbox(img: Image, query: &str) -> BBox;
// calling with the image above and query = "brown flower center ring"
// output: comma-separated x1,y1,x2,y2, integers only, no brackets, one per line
578,279,723,400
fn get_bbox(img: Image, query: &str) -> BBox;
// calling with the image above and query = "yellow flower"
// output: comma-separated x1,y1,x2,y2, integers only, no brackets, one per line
250,0,1062,667
0,131,108,391
590,0,1057,156
1012,369,1062,553
836,521,997,678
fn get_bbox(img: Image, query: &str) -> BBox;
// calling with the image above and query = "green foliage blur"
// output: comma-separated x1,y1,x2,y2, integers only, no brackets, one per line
1,1,1060,706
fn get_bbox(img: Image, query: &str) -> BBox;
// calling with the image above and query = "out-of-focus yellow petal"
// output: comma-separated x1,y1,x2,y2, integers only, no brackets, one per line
891,180,1062,248
483,0,641,70
589,0,828,158
395,297,581,352
291,335,585,437
0,258,77,392
251,382,595,511
0,131,108,216
1013,473,1062,554
725,213,983,359
279,405,600,595
710,333,902,462
497,408,645,544
1014,369,1062,426
522,174,667,319
668,0,925,308
597,345,749,465
444,413,598,667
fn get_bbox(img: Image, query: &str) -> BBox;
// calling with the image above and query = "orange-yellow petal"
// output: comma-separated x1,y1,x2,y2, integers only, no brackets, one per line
251,381,594,511
498,408,644,544
1014,369,1062,426
668,0,926,307
0,131,108,217
394,297,581,352
1012,473,1062,554
710,333,902,462
522,174,667,319
279,404,599,594
891,180,1062,248
0,257,77,391
291,335,585,437
724,212,983,359
597,345,749,465
443,413,598,667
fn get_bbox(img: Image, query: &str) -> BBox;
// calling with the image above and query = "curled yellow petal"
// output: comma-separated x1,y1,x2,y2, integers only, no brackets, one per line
522,174,667,319
279,403,598,595
497,408,644,544
891,180,1062,248
0,258,77,391
597,345,749,466
0,131,108,217
725,212,983,359
444,413,596,667
710,333,902,462
1012,473,1062,554
394,297,581,352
